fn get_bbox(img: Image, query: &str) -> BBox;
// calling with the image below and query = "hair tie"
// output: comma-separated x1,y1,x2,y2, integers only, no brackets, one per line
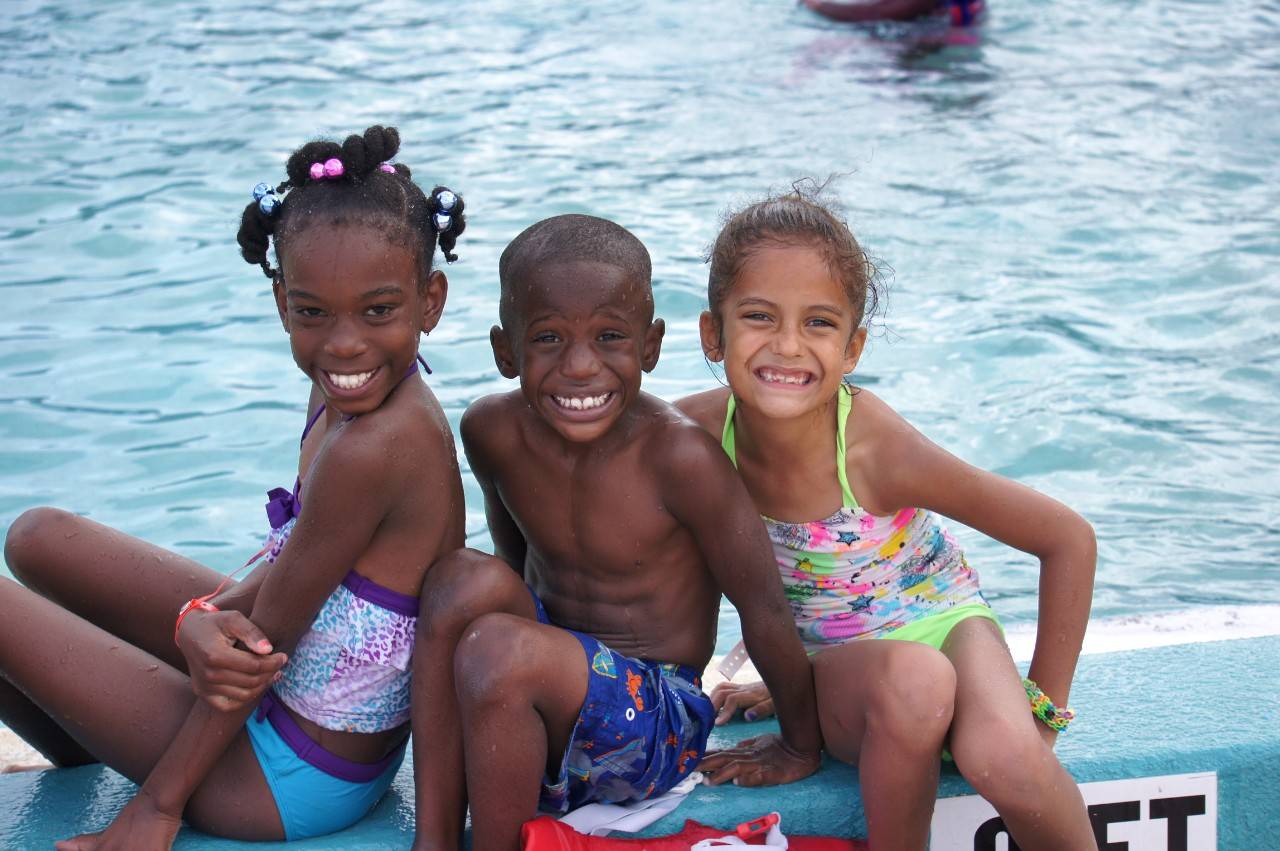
379,162,396,174
253,181,281,216
432,189,458,233
309,158,345,181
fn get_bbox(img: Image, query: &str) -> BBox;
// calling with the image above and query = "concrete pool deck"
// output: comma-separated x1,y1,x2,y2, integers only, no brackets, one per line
2,608,1278,849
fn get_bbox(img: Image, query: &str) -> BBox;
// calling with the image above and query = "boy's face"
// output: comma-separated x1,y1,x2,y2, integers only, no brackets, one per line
491,259,664,443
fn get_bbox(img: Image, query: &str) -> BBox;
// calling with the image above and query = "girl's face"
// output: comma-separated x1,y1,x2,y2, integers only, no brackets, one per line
274,222,446,417
700,243,866,420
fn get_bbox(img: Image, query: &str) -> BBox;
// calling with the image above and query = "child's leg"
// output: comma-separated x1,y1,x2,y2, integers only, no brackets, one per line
0,676,96,766
3,508,232,765
5,507,228,668
411,549,538,851
942,618,1098,851
812,639,956,851
453,613,589,851
0,577,283,840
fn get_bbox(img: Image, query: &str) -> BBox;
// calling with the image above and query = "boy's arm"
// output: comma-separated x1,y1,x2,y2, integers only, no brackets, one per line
461,399,527,572
103,425,403,837
661,430,822,785
867,412,1096,716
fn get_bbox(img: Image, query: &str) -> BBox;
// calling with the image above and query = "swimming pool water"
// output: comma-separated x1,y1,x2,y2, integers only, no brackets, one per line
1,0,1277,649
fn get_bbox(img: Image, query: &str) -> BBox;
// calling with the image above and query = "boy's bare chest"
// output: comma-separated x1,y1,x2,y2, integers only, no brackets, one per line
499,452,676,562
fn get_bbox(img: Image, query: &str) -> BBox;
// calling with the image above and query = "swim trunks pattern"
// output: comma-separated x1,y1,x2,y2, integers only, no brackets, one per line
538,631,716,813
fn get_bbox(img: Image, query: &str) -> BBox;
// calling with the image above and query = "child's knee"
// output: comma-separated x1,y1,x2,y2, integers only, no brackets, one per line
452,613,538,706
418,549,525,636
866,644,956,742
3,506,69,581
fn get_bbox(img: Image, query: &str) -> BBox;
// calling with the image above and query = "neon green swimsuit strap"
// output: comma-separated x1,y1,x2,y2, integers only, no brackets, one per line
836,384,858,509
721,388,859,509
721,393,740,468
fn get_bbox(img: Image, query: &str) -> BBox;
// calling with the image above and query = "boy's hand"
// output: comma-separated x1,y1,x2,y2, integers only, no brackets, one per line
698,733,821,787
176,609,287,712
710,681,775,725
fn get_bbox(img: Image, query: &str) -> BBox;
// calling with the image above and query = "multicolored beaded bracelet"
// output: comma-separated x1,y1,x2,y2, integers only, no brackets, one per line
1023,677,1076,732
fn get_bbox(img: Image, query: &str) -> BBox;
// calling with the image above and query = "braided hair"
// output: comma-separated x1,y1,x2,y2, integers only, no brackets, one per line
236,125,466,284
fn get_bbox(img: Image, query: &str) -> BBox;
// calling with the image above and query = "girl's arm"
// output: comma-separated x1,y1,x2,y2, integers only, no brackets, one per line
109,422,402,835
171,384,329,709
175,562,287,711
859,399,1096,710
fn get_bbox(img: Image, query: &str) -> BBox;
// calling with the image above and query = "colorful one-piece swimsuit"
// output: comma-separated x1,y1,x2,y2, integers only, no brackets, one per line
721,385,999,655
242,360,424,840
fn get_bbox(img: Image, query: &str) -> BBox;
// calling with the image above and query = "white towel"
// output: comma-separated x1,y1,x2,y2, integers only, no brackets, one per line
556,771,704,836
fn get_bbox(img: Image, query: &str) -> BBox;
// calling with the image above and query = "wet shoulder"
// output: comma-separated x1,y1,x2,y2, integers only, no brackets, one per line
333,382,452,480
845,387,929,457
459,389,526,456
844,386,935,512
672,386,731,440
633,393,735,479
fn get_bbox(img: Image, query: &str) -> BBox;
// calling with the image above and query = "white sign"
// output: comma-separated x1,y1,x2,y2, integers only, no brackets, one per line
930,771,1217,851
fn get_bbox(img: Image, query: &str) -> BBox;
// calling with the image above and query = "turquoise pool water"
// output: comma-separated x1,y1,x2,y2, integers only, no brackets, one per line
1,1,1277,648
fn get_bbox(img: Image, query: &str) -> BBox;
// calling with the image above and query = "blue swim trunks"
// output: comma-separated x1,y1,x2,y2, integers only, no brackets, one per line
528,590,716,813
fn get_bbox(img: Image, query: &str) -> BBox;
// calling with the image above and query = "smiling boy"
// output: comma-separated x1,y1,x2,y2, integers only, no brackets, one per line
409,215,821,851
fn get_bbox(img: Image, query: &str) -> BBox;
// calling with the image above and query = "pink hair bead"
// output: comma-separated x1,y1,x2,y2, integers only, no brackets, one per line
323,158,344,178
309,162,325,180
379,163,396,174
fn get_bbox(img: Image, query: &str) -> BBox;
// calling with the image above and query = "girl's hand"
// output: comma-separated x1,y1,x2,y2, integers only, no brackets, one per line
698,733,821,787
710,681,774,725
176,609,287,712
1037,723,1059,751
55,791,182,851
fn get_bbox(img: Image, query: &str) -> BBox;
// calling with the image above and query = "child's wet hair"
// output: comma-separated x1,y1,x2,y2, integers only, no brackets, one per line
497,214,653,329
706,182,882,331
236,125,466,283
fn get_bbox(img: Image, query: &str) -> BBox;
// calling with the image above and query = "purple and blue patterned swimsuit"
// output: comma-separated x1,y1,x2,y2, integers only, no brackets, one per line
242,368,423,839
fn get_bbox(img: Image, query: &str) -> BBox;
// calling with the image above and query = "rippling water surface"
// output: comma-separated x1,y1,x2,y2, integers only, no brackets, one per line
2,0,1277,645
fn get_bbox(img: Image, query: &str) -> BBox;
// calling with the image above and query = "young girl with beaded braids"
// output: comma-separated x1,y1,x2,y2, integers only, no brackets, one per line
678,188,1099,851
0,125,466,849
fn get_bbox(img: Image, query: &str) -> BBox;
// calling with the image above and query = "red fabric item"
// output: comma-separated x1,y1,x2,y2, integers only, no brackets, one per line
521,815,867,851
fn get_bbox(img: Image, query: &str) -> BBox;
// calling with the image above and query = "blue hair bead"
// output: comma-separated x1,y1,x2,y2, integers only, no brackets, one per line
433,212,452,232
252,182,273,201
436,190,457,212
259,194,280,216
